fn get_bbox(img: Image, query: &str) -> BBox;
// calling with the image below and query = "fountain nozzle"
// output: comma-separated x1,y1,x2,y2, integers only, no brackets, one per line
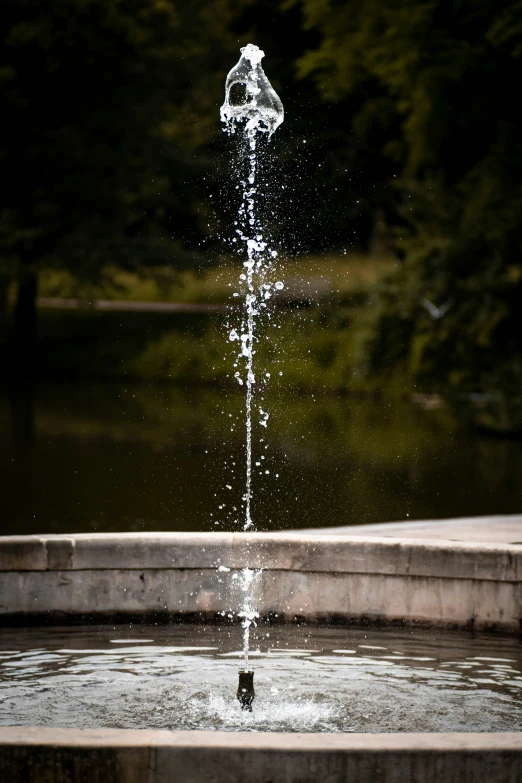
237,669,255,711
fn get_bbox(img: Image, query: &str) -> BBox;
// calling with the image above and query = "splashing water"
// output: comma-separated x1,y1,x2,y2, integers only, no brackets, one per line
220,44,283,675
237,567,260,671
220,43,284,139
222,43,284,532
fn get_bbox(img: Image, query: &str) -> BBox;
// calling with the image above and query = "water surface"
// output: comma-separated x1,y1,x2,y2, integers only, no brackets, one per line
1,624,521,733
1,383,521,534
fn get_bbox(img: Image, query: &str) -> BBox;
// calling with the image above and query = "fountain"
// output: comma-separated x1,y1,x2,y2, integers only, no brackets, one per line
0,44,522,783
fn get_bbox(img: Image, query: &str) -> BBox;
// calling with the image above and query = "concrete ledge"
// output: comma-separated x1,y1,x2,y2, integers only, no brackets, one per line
1,532,521,580
1,727,521,782
1,533,521,631
301,514,522,545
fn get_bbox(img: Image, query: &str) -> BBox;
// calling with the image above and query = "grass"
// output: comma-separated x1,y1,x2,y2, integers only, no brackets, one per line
38,254,397,304
25,253,400,393
32,302,385,396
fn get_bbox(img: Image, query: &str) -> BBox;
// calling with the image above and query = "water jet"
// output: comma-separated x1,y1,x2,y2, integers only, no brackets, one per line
220,43,284,706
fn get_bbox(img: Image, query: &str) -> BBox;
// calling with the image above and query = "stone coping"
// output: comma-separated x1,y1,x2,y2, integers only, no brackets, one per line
2,726,521,751
1,532,521,582
0,726,522,753
1,727,521,782
1,533,521,631
301,514,522,545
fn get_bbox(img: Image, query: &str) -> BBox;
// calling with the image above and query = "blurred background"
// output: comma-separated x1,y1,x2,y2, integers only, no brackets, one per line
1,0,522,535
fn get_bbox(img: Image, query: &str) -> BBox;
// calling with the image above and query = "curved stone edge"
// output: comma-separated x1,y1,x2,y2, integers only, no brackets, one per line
1,532,521,581
1,727,522,783
1,533,521,631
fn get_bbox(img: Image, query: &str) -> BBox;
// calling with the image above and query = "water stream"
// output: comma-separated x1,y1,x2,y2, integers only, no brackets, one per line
220,44,284,677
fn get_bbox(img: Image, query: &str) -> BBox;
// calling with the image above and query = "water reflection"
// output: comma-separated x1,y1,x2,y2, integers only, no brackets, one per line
0,383,521,534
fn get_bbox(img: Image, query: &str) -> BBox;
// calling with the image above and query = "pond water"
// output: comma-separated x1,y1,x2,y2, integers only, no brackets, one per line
1,624,521,733
1,382,521,535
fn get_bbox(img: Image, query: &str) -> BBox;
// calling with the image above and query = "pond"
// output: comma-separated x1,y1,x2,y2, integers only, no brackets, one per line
1,623,521,733
0,382,521,535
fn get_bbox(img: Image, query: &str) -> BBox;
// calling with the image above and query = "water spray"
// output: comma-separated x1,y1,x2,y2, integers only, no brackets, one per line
220,44,284,709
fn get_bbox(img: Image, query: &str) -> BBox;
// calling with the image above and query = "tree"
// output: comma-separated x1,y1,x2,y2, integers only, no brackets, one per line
292,0,522,431
0,0,240,375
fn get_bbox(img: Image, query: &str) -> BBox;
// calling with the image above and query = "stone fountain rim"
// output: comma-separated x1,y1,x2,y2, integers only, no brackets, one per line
1,531,521,632
0,726,521,783
1,534,522,778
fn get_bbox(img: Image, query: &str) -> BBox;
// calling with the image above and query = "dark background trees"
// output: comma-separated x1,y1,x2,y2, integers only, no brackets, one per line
1,0,239,371
291,0,522,430
1,0,522,430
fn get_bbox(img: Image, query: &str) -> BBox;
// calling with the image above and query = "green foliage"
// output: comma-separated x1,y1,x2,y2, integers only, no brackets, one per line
293,0,522,432
38,253,396,303
28,297,377,395
3,0,522,435
0,0,240,281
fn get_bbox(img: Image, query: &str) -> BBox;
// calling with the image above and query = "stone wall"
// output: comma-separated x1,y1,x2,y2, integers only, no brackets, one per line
1,727,522,783
1,533,520,631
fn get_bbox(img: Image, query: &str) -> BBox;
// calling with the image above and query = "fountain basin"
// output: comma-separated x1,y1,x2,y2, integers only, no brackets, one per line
1,531,521,781
0,532,520,630
1,622,522,733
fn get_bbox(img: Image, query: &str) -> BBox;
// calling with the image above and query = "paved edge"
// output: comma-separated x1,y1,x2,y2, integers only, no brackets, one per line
2,729,522,783
1,726,522,750
1,532,521,580
297,513,522,544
